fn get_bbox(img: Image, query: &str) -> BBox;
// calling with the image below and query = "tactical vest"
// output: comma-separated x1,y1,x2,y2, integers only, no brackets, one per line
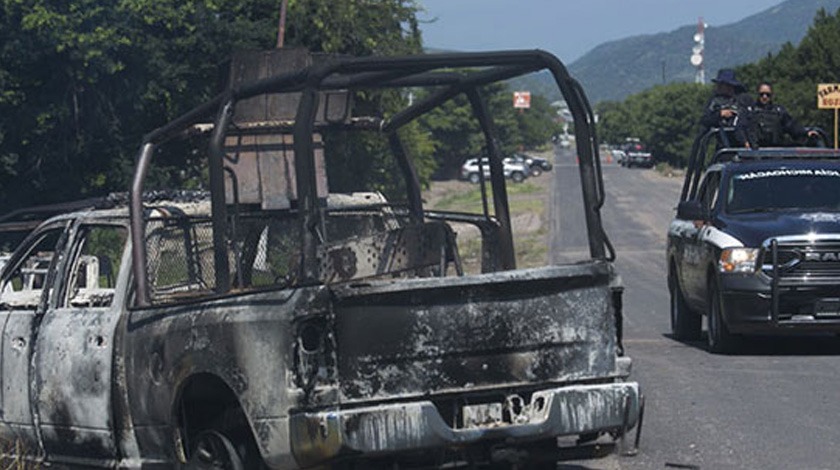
754,106,783,146
710,96,742,127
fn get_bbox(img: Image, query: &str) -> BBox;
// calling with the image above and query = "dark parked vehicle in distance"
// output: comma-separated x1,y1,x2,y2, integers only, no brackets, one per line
668,128,840,353
508,153,553,176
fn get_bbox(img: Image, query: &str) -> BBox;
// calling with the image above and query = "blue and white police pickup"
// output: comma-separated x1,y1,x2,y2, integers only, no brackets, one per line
668,148,840,353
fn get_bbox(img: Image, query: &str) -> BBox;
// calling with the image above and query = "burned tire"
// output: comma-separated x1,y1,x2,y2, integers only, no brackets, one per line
669,269,701,340
185,430,245,470
707,279,737,354
180,398,267,470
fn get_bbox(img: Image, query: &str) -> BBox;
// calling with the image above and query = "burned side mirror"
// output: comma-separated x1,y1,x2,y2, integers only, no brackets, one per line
676,200,705,221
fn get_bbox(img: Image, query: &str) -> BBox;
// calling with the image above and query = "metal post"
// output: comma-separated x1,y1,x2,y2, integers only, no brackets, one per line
130,143,155,307
387,133,424,223
208,100,234,295
277,0,289,48
466,88,516,270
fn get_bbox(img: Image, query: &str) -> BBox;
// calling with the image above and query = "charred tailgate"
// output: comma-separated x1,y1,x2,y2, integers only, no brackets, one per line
330,262,619,402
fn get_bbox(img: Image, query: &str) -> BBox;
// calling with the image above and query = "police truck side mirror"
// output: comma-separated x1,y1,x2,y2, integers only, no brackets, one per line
677,200,705,221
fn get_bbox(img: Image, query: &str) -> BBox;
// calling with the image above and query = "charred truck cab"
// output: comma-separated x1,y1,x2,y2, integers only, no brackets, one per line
0,50,640,468
669,128,840,353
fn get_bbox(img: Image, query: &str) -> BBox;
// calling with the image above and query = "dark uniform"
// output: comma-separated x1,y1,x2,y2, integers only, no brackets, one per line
750,102,809,147
700,91,753,147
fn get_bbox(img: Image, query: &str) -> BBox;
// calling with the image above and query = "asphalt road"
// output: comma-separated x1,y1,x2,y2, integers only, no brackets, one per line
550,145,840,470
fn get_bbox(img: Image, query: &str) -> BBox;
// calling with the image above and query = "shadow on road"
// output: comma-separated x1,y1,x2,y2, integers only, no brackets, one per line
663,332,840,356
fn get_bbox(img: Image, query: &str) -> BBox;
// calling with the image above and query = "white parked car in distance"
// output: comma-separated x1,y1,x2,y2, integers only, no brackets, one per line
461,157,530,183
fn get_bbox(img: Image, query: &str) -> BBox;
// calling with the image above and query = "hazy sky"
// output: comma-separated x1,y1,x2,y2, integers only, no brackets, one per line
418,0,784,63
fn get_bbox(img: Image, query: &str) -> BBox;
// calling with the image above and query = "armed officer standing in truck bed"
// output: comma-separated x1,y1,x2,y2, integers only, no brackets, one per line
750,82,818,147
701,69,753,148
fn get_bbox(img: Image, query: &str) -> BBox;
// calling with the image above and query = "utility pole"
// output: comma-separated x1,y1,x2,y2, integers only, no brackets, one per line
276,0,289,48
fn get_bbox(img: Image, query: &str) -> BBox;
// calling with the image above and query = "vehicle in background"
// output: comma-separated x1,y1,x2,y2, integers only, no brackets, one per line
508,153,553,176
621,138,654,168
461,156,530,183
612,149,627,165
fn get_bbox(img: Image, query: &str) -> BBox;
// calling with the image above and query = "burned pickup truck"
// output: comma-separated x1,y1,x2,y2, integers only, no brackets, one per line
0,50,640,468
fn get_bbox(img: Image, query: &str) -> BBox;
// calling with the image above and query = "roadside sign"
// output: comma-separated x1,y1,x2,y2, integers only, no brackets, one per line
817,84,840,148
818,83,840,109
513,91,531,109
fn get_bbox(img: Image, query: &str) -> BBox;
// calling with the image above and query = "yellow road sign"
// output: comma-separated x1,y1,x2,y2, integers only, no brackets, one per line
817,84,840,148
817,83,840,109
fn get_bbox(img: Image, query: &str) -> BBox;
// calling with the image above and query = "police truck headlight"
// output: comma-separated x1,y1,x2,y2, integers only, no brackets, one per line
719,248,759,273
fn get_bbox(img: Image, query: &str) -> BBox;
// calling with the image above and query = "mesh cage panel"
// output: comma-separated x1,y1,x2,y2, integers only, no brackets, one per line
146,218,216,303
142,204,437,305
145,214,301,304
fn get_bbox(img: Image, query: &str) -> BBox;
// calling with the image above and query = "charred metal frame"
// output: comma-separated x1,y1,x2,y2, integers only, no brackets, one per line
130,50,612,307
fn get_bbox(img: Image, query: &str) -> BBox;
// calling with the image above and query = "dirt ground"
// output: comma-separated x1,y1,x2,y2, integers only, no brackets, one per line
422,150,555,271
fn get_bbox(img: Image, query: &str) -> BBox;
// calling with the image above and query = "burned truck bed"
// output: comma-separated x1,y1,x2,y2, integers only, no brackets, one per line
0,49,641,469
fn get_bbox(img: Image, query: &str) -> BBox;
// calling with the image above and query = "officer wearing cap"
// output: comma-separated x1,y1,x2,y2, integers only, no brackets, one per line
750,82,818,147
701,69,753,147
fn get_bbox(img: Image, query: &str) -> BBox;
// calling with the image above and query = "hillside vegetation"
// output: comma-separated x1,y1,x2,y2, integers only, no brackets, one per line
596,7,840,167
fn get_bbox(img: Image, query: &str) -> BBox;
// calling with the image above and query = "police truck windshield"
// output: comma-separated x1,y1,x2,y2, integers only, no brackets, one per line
727,167,840,213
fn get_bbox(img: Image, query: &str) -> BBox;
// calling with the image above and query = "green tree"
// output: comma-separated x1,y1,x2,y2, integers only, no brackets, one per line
738,8,840,137
513,94,562,150
596,82,708,166
0,0,424,213
419,83,556,179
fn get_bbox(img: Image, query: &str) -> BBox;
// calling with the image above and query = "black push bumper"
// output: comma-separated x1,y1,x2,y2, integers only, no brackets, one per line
720,272,840,333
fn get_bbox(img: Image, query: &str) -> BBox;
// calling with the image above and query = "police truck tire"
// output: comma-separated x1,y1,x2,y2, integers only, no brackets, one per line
670,270,701,340
707,279,738,354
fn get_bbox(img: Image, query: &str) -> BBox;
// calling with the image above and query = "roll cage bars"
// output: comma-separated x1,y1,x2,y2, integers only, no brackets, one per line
681,126,837,203
130,49,613,307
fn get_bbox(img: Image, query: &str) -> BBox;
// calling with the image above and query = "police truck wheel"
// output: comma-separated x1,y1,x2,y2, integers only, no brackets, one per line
669,272,701,341
511,171,525,183
707,279,737,354
468,173,481,184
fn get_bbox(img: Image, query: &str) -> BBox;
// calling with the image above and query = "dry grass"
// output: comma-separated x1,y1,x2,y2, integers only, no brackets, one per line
424,174,551,272
0,439,41,470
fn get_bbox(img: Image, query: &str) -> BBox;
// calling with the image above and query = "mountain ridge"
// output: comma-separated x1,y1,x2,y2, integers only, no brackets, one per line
565,0,840,103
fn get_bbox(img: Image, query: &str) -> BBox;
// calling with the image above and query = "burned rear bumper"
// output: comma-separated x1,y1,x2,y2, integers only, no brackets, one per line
289,382,640,467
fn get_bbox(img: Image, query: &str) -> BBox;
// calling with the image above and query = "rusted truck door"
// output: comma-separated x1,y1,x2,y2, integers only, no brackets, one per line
32,223,128,465
0,225,67,457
